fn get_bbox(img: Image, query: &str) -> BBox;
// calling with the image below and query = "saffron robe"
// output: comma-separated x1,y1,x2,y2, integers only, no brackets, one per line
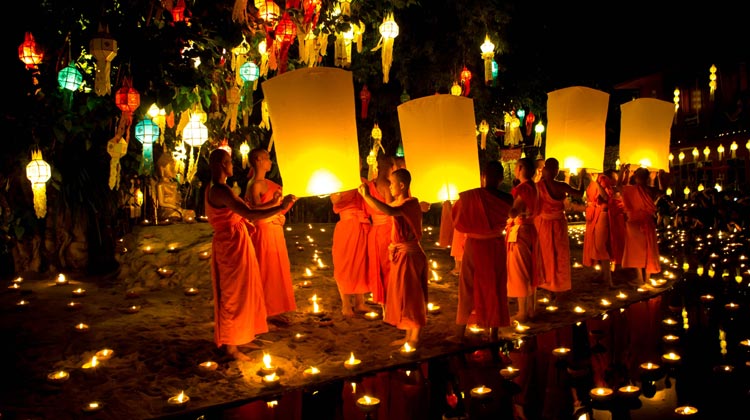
620,184,661,274
535,180,572,292
384,197,428,330
452,188,512,328
364,180,391,304
507,180,541,297
248,179,296,316
206,188,268,347
583,176,626,267
332,189,371,294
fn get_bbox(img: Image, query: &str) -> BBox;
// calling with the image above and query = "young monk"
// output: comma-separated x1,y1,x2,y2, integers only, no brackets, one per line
363,155,395,306
448,160,513,343
243,147,297,326
358,168,428,347
206,148,296,360
330,187,372,317
583,169,624,288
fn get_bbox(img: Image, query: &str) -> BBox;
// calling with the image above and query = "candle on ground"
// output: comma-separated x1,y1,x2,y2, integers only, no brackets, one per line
168,391,189,406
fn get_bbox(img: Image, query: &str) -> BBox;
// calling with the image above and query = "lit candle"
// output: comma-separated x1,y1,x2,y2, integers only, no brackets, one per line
184,287,199,296
263,372,280,387
573,306,585,314
72,288,86,297
292,333,305,342
725,302,740,311
167,245,179,253
7,283,20,291
344,352,361,370
47,370,70,383
470,385,492,399
356,395,381,413
157,268,174,278
298,280,312,288
537,297,550,304
82,356,99,370
552,347,571,357
74,323,90,333
514,322,530,333
261,353,276,375
55,274,69,285
640,362,660,372
16,300,29,309
618,385,640,398
662,318,678,327
674,406,698,415
616,292,628,300
168,391,189,406
713,364,734,374
427,302,441,314
364,311,380,320
600,299,612,307
124,305,141,314
662,334,680,344
740,339,750,348
303,366,320,377
546,305,558,312
199,361,218,372
699,294,714,303
589,387,614,401
649,278,667,288
500,366,520,380
95,349,114,361
66,301,82,311
143,246,155,254
198,251,211,260
661,352,681,363
399,342,417,357
13,277,23,283
311,301,324,316
468,325,485,334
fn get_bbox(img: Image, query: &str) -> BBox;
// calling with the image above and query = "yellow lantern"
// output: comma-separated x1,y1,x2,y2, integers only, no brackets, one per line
697,183,704,192
714,183,722,192
703,146,710,161
89,24,117,96
261,67,362,197
717,144,724,160
479,34,495,85
450,82,462,96
668,152,674,166
107,137,128,190
240,141,250,169
678,151,685,164
619,98,674,170
258,0,280,23
373,12,399,83
673,88,680,112
546,86,609,173
397,94,481,203
666,187,672,196
339,0,352,16
478,120,489,150
182,114,209,183
730,141,738,158
147,103,166,145
26,149,52,218
709,64,717,99
692,147,699,161
534,120,545,148
683,186,690,199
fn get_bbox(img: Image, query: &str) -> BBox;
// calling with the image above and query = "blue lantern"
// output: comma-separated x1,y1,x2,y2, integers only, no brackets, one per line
134,118,160,175
516,108,526,119
239,61,260,82
57,64,83,91
491,60,498,80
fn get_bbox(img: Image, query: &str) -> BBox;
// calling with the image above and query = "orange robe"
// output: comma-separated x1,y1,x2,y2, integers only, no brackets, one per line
332,189,371,294
248,180,296,316
364,180,391,304
620,185,660,274
534,180,571,292
452,188,512,328
507,180,541,297
385,197,428,330
205,189,268,347
583,176,626,267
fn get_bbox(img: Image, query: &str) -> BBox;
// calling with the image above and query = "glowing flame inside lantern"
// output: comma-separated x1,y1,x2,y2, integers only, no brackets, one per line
437,183,460,202
307,169,343,196
563,157,583,175
263,353,273,369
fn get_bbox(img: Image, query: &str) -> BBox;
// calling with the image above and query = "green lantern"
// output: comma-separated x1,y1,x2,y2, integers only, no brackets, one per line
135,118,160,175
239,61,259,82
57,64,82,91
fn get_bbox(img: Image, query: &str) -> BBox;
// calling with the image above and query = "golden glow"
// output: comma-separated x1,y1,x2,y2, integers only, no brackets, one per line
619,98,673,170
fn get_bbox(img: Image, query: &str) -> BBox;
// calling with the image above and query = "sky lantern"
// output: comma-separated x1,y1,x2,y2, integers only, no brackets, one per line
134,118,160,175
89,24,118,96
460,66,472,96
619,98,674,171
26,149,52,218
261,67,361,197
480,34,495,85
397,94,480,203
545,86,609,173
18,32,43,69
115,77,141,142
373,12,398,83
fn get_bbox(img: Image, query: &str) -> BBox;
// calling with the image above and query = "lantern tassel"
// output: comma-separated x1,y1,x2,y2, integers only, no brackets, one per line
259,99,271,130
381,38,394,83
32,184,47,219
232,0,248,24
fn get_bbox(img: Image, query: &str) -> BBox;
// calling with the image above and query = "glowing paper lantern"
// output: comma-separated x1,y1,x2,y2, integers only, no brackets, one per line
397,94,480,203
89,24,118,96
262,67,361,196
691,147,699,161
534,120,545,148
172,0,187,22
240,142,250,169
18,32,43,69
460,67,472,96
107,137,128,190
478,120,489,150
703,146,710,161
258,1,280,24
709,64,717,99
182,114,209,148
730,141,738,158
57,64,82,91
135,119,160,175
673,88,680,112
115,77,141,142
480,34,495,85
147,103,166,145
26,149,52,218
717,144,724,160
450,82,462,96
240,61,260,83
619,98,674,170
275,13,297,73
545,86,609,173
373,12,398,83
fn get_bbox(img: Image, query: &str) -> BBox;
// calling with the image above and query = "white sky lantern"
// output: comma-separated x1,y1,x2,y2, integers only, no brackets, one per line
26,149,52,218
262,67,361,197
619,98,674,171
397,94,480,203
546,86,609,173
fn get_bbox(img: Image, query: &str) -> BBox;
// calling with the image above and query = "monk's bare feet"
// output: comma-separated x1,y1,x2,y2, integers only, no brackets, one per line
239,341,262,350
390,338,407,347
342,310,355,318
227,346,251,361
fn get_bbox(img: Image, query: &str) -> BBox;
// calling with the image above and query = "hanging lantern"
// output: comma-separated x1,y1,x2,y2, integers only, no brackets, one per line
18,32,43,69
258,0,281,24
339,0,352,16
491,60,498,80
89,24,118,96
717,144,725,160
135,118,160,175
730,141,738,158
239,61,260,83
450,81,462,96
709,64,717,100
460,66,472,96
683,186,690,199
373,12,399,83
714,183,722,192
147,103,167,145
182,114,209,148
691,147,699,161
115,77,141,142
107,137,128,190
546,86,609,173
478,120,489,150
359,85,371,119
57,64,83,91
703,146,710,161
302,0,322,30
231,35,251,87
275,13,297,74
259,99,271,130
371,123,383,145
678,151,685,164
240,142,250,169
697,183,705,192
172,0,187,22
222,85,242,132
534,120,545,148
668,152,674,166
524,112,535,136
673,88,680,112
26,149,52,218
619,98,674,170
479,35,495,85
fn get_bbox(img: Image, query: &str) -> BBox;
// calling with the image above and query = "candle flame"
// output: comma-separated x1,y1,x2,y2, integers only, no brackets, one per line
310,366,319,374
347,352,356,364
431,261,438,269
431,270,439,281
57,274,66,283
427,303,434,310
264,373,278,381
313,301,320,313
402,342,413,352
177,391,185,402
305,268,313,277
317,259,325,268
263,353,272,368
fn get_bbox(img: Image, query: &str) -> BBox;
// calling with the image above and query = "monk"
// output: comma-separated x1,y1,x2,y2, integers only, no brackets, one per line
206,148,296,360
363,155,395,306
583,169,625,287
620,165,666,287
535,157,587,301
358,168,428,347
448,160,513,343
506,157,541,322
330,188,371,317
243,147,297,325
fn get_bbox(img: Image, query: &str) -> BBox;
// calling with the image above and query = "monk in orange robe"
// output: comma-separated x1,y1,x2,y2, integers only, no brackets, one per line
243,147,297,324
363,156,395,306
507,157,541,322
582,169,623,287
448,160,513,343
205,148,296,360
359,168,428,347
331,187,371,317
620,166,666,286
535,158,586,300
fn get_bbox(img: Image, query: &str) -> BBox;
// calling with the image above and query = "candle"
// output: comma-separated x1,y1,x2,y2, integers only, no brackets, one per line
157,268,174,278
292,333,305,342
468,325,485,334
713,364,734,374
167,391,189,406
500,366,520,380
66,301,82,311
356,395,381,413
344,352,361,370
74,323,90,333
640,362,660,372
13,277,23,283
618,385,640,398
47,370,70,383
573,306,585,313
661,352,681,363
662,318,678,327
599,299,611,307
399,342,417,357
124,305,141,314
662,334,680,344
298,280,312,288
311,301,324,316
16,300,29,309
143,246,155,254
546,305,558,312
740,339,750,348
262,372,280,387
7,283,20,291
537,297,550,304
427,302,441,314
261,353,276,375
514,322,530,333
184,287,199,296
82,401,103,412
55,274,69,285
198,251,211,260
167,245,179,253
649,278,667,288
199,361,218,372
699,294,714,303
470,385,492,399
95,349,114,361
303,268,314,277
82,356,99,370
303,366,320,377
616,292,628,300
552,347,571,357
674,406,698,415
589,387,614,401
72,288,87,297
364,311,380,320
725,302,740,311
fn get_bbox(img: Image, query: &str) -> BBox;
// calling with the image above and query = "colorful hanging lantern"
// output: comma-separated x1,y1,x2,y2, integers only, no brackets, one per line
703,146,710,161
460,66,472,96
172,0,187,23
339,0,352,16
373,12,399,83
717,144,724,160
107,137,128,190
240,142,250,169
147,103,167,145
302,0,322,30
89,24,118,96
231,35,251,87
619,98,674,170
525,112,535,136
691,147,699,162
360,85,371,119
730,141,738,158
479,35,495,85
26,149,52,218
57,64,83,91
673,88,680,112
134,118,160,175
450,82,461,96
182,114,209,148
534,120,545,148
18,32,43,69
259,99,271,130
478,120,489,150
258,0,281,24
239,61,260,83
275,13,297,74
115,77,141,142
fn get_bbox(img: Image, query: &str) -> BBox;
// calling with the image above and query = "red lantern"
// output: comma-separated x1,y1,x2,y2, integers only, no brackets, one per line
525,112,536,136
171,0,187,23
302,0,321,29
360,85,371,119
274,13,297,74
18,32,44,69
460,66,472,96
114,77,141,142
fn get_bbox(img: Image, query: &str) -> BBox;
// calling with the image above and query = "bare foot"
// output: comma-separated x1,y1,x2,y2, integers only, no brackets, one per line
227,346,251,361
238,341,262,350
390,338,407,347
342,310,355,318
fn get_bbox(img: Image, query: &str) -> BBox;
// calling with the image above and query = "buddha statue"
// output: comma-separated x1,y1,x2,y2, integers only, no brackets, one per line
154,149,184,222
